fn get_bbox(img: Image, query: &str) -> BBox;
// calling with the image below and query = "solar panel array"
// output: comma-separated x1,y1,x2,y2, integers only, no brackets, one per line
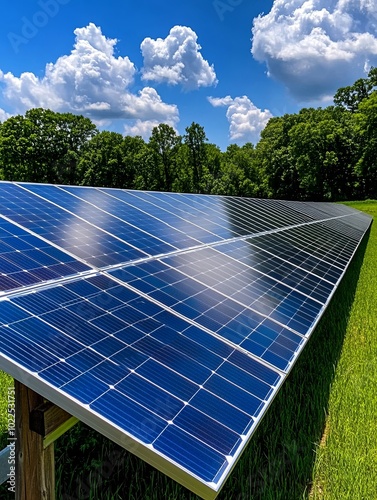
0,181,372,499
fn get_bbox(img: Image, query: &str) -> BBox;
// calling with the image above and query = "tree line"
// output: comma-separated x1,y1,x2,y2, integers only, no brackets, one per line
0,68,376,201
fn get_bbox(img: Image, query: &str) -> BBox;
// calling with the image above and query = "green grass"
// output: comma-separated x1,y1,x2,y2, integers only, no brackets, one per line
309,201,377,500
0,201,376,499
0,373,13,442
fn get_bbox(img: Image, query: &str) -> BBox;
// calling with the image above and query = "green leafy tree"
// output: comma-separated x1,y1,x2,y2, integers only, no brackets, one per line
0,114,35,181
334,67,377,112
201,143,222,194
290,107,359,200
149,124,181,191
79,131,145,188
221,143,263,197
254,114,301,199
171,143,192,193
0,108,97,184
184,122,208,193
354,91,377,198
122,135,150,189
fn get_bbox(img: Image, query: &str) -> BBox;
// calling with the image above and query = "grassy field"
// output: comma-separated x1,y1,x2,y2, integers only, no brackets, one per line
0,201,376,499
309,201,377,500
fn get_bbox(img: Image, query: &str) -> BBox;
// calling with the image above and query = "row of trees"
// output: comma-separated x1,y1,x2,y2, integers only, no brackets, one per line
256,67,377,200
0,68,376,201
0,109,260,197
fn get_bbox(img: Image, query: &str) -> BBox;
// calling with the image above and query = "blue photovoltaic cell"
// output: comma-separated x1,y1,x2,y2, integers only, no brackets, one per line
102,188,230,244
9,317,84,359
91,388,168,444
22,183,177,256
116,373,184,420
62,185,203,251
0,323,60,372
212,239,334,304
220,196,314,232
273,224,357,267
0,301,30,324
277,199,362,221
0,183,146,267
124,190,315,240
172,405,242,456
0,216,90,292
247,234,344,284
110,255,307,371
0,181,372,499
318,217,366,240
189,390,252,436
153,425,229,483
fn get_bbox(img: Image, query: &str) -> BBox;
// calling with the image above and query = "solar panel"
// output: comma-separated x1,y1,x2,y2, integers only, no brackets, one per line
0,181,372,499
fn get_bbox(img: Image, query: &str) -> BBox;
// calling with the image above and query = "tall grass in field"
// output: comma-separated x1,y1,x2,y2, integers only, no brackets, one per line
0,201,375,499
309,201,377,500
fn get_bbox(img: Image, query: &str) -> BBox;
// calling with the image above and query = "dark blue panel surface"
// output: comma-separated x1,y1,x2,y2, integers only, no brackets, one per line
116,373,184,420
63,372,110,404
153,424,229,483
0,271,279,477
216,239,334,303
267,224,357,271
136,359,199,401
10,317,83,359
204,375,263,417
0,324,60,372
319,217,366,240
189,390,253,436
135,191,315,241
173,405,242,455
23,183,177,256
0,216,90,291
110,254,306,371
65,185,202,250
102,188,227,244
248,234,344,284
0,183,145,268
216,362,272,401
39,361,82,387
91,389,168,443
0,301,30,324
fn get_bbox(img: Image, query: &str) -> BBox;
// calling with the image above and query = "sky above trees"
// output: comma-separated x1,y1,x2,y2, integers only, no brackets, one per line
0,0,376,149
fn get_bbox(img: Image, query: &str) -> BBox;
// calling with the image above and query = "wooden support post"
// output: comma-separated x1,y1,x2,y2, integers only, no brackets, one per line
15,381,55,500
30,401,79,449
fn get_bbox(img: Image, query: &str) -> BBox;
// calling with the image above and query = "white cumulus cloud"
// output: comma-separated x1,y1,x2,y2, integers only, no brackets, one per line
208,96,273,144
124,119,161,140
0,23,178,125
252,0,377,101
141,26,217,90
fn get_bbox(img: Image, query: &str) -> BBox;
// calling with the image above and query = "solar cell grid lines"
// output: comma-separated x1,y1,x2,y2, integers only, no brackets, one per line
0,181,372,499
277,198,362,221
318,217,367,240
0,215,90,293
22,183,180,256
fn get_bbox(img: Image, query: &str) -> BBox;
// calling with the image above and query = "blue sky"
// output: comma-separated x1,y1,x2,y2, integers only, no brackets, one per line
0,0,376,149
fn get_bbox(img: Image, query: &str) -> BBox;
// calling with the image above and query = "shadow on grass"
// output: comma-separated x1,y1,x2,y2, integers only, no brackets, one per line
1,231,367,500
